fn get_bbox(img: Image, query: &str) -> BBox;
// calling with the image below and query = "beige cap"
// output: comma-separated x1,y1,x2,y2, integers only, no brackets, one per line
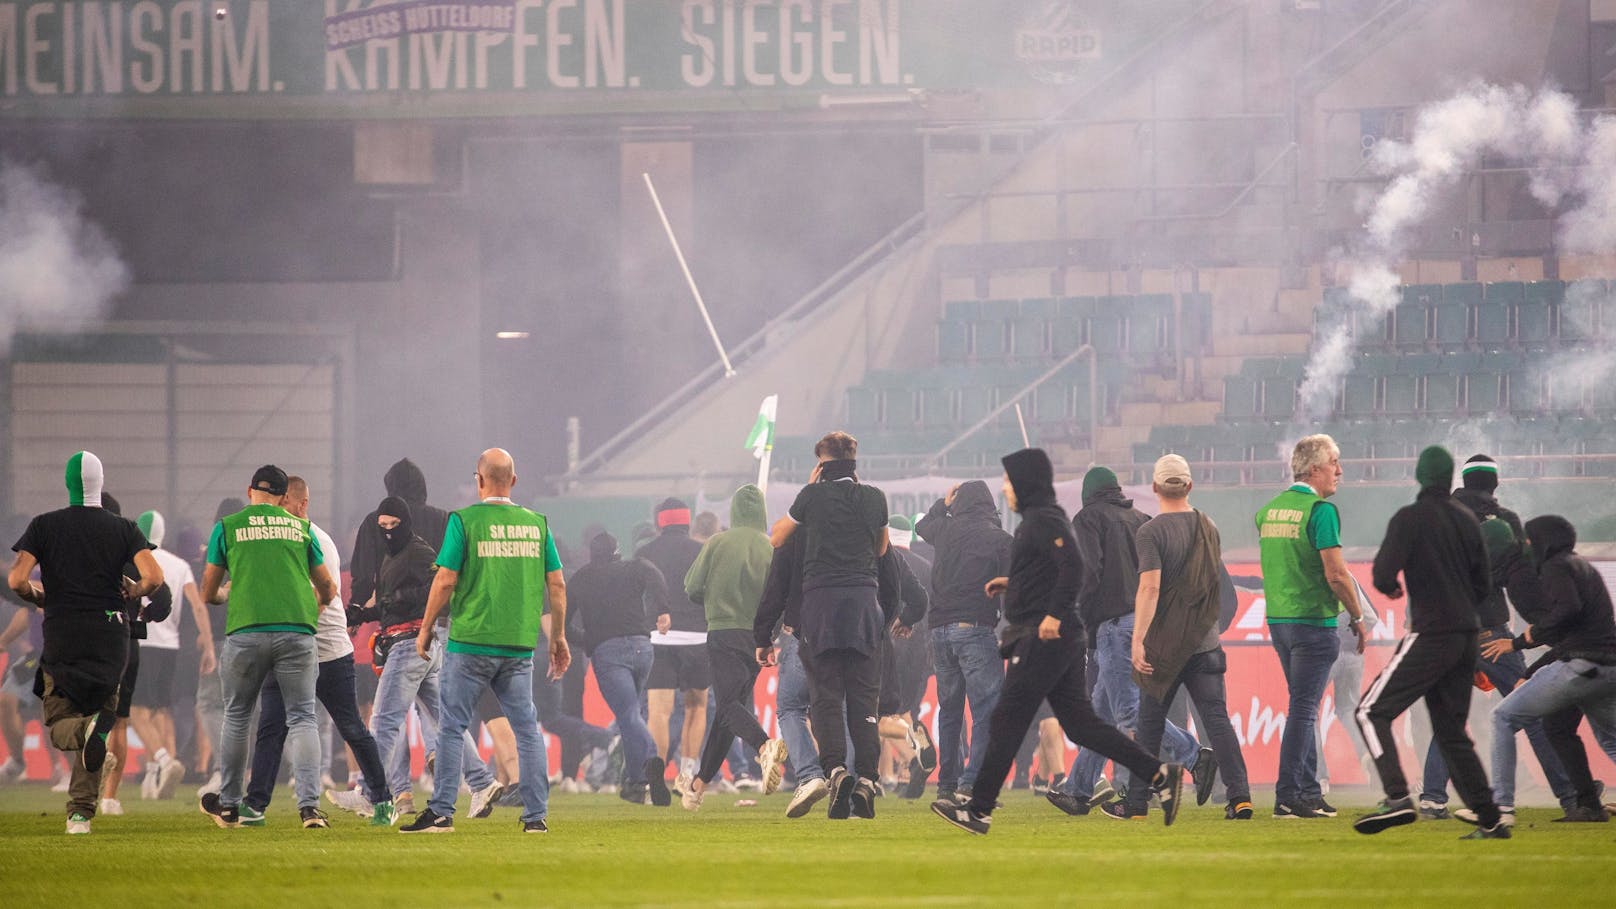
1153,453,1192,488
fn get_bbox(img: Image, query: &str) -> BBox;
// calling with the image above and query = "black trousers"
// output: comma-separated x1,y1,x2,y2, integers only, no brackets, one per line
971,631,1160,815
698,630,770,783
1355,631,1499,825
247,654,388,810
809,646,882,782
1127,648,1251,810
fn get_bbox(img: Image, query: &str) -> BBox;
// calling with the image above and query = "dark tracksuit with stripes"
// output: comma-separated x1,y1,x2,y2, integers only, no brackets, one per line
1361,486,1501,826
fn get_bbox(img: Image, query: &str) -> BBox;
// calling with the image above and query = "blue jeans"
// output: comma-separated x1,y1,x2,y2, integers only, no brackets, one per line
1421,625,1574,807
1269,622,1339,806
930,623,1003,791
1064,614,1198,797
219,631,319,810
248,654,389,810
370,636,493,798
429,649,549,823
775,632,821,782
1493,658,1616,807
591,635,655,785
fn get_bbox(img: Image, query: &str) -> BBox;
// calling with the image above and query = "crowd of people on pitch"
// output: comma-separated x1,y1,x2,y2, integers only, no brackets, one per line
5,429,1615,837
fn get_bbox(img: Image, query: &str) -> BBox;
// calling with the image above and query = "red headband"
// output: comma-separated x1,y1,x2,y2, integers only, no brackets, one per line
656,508,691,528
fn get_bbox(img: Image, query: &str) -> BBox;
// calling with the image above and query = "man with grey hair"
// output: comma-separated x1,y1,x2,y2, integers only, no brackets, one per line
1256,434,1366,820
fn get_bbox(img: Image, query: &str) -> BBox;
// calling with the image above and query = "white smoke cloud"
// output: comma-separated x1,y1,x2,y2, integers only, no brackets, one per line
1295,83,1615,423
0,161,129,351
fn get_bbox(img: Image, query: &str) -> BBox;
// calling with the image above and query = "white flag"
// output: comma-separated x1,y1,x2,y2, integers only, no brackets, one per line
745,395,778,460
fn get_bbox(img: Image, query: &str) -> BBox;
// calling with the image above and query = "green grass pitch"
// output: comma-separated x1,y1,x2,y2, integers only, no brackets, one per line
2,785,1612,906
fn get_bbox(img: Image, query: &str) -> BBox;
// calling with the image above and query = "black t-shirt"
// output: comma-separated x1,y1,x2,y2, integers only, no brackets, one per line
12,507,149,614
788,479,888,590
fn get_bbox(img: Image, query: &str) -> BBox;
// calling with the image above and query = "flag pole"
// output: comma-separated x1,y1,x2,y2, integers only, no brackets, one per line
643,172,736,378
1013,403,1031,448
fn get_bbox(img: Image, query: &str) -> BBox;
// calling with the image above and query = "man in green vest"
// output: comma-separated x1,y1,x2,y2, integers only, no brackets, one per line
1256,434,1366,820
401,448,569,835
198,465,339,830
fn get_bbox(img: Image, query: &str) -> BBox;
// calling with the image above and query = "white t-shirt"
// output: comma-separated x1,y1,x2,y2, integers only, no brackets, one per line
311,522,354,662
142,547,195,650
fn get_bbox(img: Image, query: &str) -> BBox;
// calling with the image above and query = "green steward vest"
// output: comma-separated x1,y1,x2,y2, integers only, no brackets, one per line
1256,488,1342,626
447,503,550,657
218,504,319,635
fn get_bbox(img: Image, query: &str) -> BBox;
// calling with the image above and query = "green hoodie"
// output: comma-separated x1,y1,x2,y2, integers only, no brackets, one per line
684,485,772,633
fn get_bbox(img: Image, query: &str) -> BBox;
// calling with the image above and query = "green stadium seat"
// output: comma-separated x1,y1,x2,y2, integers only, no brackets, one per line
1396,285,1439,348
1432,301,1470,349
1425,373,1461,416
1545,369,1585,412
1518,282,1555,349
1480,282,1521,347
1341,372,1378,417
1089,300,1127,354
1443,283,1483,306
1222,376,1258,420
1506,372,1543,413
1558,279,1601,343
847,387,878,427
1384,374,1419,415
1261,376,1296,419
1465,373,1502,413
944,300,981,322
938,320,970,363
1014,298,1058,360
974,316,1010,361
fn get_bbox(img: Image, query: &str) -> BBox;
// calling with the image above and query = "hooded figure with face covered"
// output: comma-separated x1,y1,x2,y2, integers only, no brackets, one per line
349,459,453,611
931,448,1180,836
1481,514,1616,822
1355,446,1505,839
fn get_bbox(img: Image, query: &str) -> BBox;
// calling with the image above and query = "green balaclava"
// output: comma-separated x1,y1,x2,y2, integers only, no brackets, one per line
1081,466,1120,501
65,451,105,507
1415,445,1455,491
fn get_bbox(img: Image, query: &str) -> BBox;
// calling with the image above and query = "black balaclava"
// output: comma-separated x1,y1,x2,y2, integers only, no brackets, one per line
589,531,620,563
820,459,857,481
378,495,413,555
1461,454,1499,493
102,492,121,516
1001,448,1057,511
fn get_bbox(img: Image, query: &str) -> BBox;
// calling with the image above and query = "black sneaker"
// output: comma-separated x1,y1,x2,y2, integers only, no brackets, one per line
935,786,958,805
81,710,116,774
850,778,877,819
1416,800,1449,820
1225,801,1254,820
1552,805,1609,823
910,724,938,774
618,782,648,805
1100,801,1145,821
900,760,927,800
1190,747,1218,807
644,758,671,807
931,798,991,835
827,768,854,820
1150,763,1184,827
1312,797,1339,818
1460,822,1512,840
300,806,330,829
1046,788,1091,817
399,808,454,833
523,819,549,833
199,791,240,829
1354,797,1417,835
1274,801,1321,819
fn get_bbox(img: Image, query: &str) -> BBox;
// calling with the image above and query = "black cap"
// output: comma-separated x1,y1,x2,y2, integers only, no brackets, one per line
250,465,289,496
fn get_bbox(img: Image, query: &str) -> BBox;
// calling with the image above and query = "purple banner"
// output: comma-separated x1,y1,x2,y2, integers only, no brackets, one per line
324,1,518,51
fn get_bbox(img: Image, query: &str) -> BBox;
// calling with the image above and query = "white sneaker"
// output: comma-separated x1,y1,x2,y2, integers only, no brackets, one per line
156,760,184,799
713,778,737,794
757,739,789,795
199,771,223,796
733,776,763,792
393,791,416,819
325,787,375,817
66,813,92,835
51,774,71,793
558,777,584,794
1454,806,1515,826
785,777,830,819
671,770,692,798
99,797,124,816
681,784,704,812
469,781,504,819
141,762,160,799
0,757,26,784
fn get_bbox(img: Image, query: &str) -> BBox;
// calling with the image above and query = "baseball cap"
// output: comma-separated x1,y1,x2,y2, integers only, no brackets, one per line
1153,454,1192,489
251,464,290,496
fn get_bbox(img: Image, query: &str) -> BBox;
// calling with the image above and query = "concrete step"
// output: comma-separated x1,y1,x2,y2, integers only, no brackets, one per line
1209,332,1313,358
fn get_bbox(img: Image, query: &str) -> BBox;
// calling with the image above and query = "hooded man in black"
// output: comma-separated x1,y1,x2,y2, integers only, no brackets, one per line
1356,446,1506,838
634,498,709,800
1481,514,1616,822
931,448,1182,835
1420,454,1574,817
350,459,451,610
915,479,1011,803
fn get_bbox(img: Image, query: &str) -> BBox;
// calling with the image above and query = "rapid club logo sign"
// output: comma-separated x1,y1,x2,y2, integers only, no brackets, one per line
1014,0,1100,85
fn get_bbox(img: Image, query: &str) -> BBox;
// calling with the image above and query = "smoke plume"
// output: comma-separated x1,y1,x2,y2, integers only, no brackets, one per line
1295,84,1616,422
0,161,129,351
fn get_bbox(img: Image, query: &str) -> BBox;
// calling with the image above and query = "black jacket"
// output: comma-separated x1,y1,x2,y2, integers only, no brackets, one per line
354,535,437,629
1072,487,1150,632
755,533,804,649
350,459,451,607
1502,515,1616,664
915,481,1011,627
570,539,670,655
635,527,706,633
1371,487,1488,635
1451,487,1524,627
878,547,930,629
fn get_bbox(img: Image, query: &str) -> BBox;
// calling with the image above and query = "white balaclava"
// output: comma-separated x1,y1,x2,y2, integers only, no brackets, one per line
66,451,104,508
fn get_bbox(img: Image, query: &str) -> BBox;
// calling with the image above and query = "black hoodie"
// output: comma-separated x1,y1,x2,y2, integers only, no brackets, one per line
1001,449,1082,629
1371,486,1489,635
1502,515,1616,664
916,480,1012,627
570,533,670,655
635,525,707,634
350,459,452,607
1072,485,1151,632
1451,487,1524,627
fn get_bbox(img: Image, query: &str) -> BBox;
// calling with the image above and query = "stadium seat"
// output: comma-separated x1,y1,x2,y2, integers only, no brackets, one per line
1558,279,1601,343
974,301,1015,361
1013,298,1057,360
944,300,981,322
1424,368,1462,416
847,386,878,426
1395,285,1437,349
1088,299,1128,355
1517,282,1554,350
1545,368,1585,412
938,320,971,363
1506,371,1544,414
1340,372,1379,417
1383,373,1418,415
1480,282,1521,348
1222,376,1258,420
1261,376,1296,419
